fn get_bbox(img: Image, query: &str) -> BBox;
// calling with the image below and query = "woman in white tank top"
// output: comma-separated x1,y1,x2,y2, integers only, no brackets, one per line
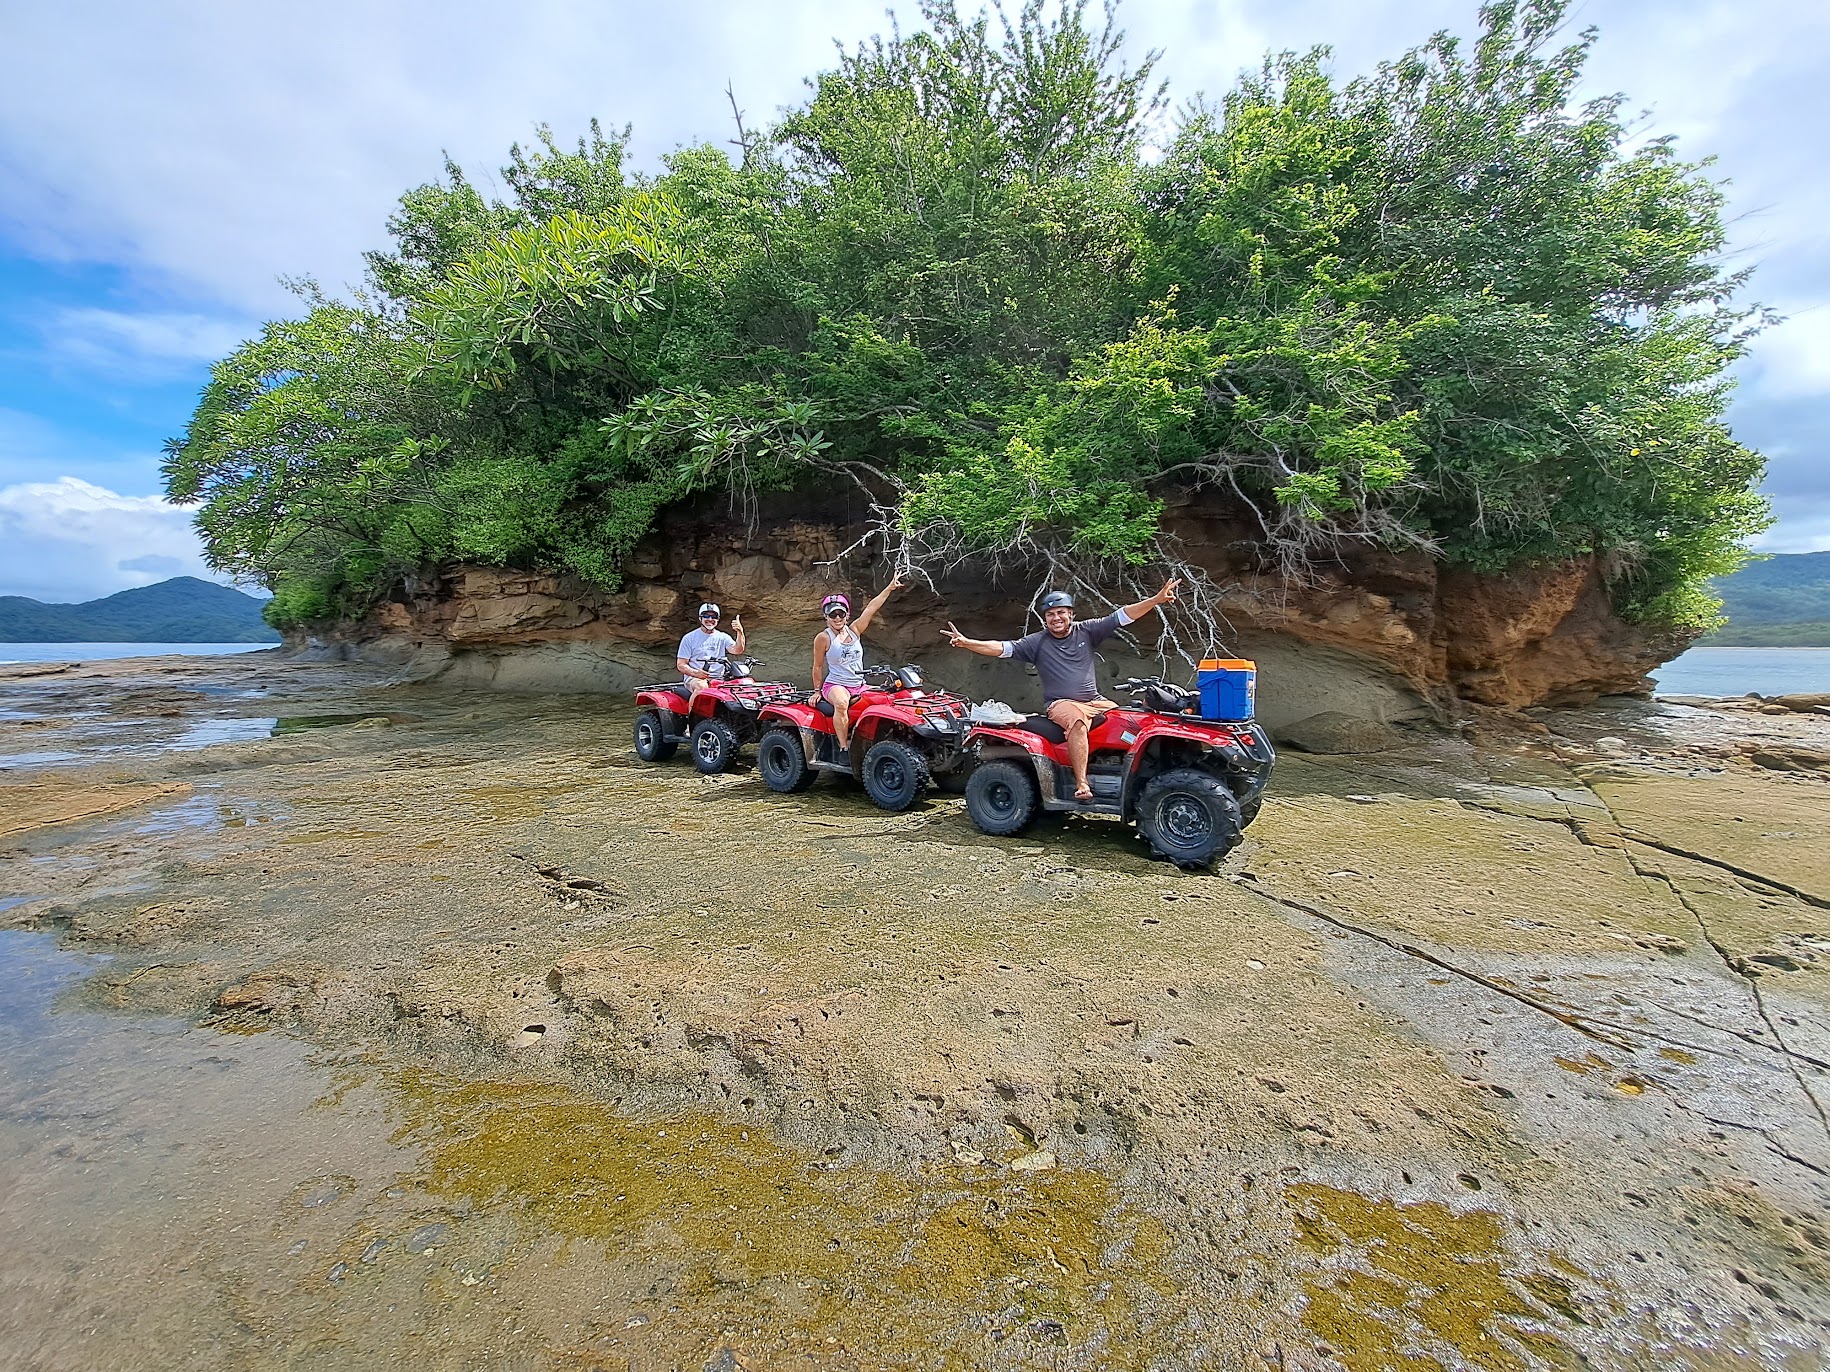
812,575,904,760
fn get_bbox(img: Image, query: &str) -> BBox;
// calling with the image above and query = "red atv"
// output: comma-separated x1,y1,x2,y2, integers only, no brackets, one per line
632,656,803,774
961,676,1274,868
754,664,973,811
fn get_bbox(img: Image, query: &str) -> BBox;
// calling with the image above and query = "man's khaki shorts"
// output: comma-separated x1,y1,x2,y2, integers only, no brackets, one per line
1046,697,1117,733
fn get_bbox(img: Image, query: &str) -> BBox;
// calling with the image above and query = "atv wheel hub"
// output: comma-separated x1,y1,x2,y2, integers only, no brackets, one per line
1162,795,1211,842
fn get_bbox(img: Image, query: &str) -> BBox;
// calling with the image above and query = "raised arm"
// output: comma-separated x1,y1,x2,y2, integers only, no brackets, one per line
730,614,746,655
1120,576,1181,623
851,575,904,636
943,622,1008,658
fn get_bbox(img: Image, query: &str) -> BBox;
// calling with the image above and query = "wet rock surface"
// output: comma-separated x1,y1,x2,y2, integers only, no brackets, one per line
0,652,1827,1369
1273,711,1403,755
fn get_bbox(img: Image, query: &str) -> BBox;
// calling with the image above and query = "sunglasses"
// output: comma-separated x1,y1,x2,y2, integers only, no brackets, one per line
700,614,720,621
825,609,849,618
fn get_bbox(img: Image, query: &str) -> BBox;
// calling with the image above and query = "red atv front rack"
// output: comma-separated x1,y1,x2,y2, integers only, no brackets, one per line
909,691,972,730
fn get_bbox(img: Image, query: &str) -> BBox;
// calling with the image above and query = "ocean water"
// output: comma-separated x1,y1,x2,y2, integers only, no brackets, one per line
1648,646,1830,697
2,641,1819,700
0,642,276,665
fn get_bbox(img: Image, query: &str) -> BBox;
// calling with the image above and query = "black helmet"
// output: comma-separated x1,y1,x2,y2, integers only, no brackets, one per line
1039,591,1075,612
697,602,721,619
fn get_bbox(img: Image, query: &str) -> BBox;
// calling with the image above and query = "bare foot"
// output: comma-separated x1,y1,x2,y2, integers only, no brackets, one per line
1074,785,1093,801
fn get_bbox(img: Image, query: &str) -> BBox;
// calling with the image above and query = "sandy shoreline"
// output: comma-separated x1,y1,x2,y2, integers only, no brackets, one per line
1,651,1827,1369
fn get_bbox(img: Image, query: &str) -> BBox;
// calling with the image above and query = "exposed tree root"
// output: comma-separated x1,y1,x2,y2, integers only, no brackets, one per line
1619,831,1829,913
1233,868,1830,1180
1231,872,1710,1056
1455,798,1615,846
1565,783,1830,1146
1450,796,1830,1077
1687,1112,1830,1180
1626,853,1830,1142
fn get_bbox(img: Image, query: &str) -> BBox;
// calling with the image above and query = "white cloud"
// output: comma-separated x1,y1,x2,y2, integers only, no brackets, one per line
0,0,904,312
40,307,251,381
1743,308,1830,399
119,553,187,576
1752,501,1830,554
3,0,1822,318
0,477,230,602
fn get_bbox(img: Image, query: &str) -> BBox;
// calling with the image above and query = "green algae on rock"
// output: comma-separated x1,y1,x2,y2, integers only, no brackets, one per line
1289,1183,1586,1371
6,650,1829,1369
394,1071,1182,1366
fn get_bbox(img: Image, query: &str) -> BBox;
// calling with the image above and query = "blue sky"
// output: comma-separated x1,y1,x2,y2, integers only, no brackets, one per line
1,0,1824,602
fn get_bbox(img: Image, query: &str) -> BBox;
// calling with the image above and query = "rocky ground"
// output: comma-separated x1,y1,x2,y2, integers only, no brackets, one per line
0,651,1826,1371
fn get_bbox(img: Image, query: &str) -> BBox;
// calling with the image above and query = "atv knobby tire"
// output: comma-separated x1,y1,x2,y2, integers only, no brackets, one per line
633,709,677,762
1136,768,1242,869
964,758,1040,836
1237,791,1263,828
862,737,930,812
691,716,741,774
757,726,816,793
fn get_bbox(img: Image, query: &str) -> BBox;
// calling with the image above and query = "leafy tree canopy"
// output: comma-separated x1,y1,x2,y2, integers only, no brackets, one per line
165,0,1769,633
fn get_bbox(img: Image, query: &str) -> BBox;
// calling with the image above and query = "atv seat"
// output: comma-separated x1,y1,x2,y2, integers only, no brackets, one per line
1021,711,1108,746
816,697,836,716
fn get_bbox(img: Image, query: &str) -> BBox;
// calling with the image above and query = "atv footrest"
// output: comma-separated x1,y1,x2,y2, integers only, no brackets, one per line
1052,772,1121,801
1038,769,1123,815
1041,796,1123,816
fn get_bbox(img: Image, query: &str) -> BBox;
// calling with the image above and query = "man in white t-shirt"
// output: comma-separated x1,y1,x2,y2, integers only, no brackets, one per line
676,602,746,697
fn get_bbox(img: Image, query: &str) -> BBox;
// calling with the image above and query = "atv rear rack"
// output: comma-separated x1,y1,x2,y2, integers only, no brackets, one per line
724,681,804,708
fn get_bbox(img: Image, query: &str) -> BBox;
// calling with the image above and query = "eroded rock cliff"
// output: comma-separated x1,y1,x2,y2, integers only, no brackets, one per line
304,491,1684,727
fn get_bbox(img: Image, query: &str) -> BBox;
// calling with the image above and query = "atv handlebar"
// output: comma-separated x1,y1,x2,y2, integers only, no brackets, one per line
863,663,924,683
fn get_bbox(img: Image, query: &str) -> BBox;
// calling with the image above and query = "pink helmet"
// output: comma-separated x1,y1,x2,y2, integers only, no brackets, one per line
820,593,851,617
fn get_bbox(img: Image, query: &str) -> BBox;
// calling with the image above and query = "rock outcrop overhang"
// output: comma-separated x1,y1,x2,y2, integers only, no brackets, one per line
297,491,1685,728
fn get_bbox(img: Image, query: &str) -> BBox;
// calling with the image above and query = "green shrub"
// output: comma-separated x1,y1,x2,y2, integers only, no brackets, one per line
168,0,1769,631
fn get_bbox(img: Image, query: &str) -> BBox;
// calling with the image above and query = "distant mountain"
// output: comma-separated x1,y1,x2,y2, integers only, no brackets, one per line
0,577,281,643
1703,551,1830,646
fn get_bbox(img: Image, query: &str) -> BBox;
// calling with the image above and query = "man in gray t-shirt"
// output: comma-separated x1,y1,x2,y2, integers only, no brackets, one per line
676,602,746,697
945,577,1180,800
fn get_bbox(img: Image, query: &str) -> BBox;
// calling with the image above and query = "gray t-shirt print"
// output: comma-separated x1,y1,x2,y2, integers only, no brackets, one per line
1006,612,1125,705
678,628,735,677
